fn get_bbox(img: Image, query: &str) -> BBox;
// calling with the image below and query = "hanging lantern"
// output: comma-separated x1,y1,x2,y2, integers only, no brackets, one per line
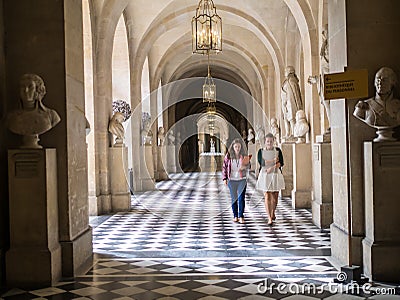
203,73,216,102
192,0,222,55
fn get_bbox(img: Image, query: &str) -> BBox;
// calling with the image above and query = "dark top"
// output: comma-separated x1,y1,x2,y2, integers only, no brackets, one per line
257,147,284,171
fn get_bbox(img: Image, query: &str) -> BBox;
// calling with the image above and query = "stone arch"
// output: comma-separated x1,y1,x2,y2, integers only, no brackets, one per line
92,0,130,209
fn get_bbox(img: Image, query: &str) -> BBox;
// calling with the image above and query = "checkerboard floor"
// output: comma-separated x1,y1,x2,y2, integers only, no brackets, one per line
2,172,399,299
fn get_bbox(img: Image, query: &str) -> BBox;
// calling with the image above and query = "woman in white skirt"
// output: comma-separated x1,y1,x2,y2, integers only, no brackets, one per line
256,133,285,225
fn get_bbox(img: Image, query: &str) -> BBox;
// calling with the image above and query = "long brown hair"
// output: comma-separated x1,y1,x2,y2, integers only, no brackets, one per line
227,138,245,159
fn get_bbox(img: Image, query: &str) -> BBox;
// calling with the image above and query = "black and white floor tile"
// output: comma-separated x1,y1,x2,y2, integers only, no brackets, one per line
2,172,399,299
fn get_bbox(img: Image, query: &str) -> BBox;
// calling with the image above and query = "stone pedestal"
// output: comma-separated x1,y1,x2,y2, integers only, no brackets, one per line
157,146,168,180
199,155,216,172
280,143,294,197
362,141,400,282
291,143,312,208
6,149,61,287
140,145,155,190
248,142,256,171
175,143,183,173
199,153,223,172
312,140,333,228
109,147,131,211
165,145,177,173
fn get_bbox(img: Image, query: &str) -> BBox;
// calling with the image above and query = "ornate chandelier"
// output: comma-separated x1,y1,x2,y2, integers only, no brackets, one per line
192,0,222,55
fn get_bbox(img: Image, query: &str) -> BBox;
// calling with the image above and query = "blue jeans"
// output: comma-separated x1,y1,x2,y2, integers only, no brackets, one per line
228,179,247,218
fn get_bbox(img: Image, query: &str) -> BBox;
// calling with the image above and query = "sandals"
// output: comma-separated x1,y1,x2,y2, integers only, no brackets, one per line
239,217,245,224
233,217,238,222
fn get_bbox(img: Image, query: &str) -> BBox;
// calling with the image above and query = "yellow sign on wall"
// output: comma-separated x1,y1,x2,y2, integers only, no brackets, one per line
324,69,369,100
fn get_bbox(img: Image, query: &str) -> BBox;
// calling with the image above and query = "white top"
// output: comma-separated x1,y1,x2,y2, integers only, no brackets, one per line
230,158,242,180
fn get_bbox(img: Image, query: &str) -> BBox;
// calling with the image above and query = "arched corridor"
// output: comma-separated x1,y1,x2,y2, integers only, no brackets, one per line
1,0,400,298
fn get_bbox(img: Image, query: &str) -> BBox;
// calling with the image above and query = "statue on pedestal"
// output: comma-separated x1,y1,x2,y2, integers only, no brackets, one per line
281,66,303,139
210,138,216,153
7,73,61,148
108,112,125,146
353,67,400,142
293,110,310,143
308,25,331,137
109,99,131,147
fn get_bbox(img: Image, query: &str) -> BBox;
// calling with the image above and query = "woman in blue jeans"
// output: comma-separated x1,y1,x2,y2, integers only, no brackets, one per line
222,138,249,224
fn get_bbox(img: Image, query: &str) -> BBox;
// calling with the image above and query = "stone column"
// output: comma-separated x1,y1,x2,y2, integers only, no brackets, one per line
165,144,177,173
175,141,183,173
291,143,312,208
109,146,131,211
7,149,61,287
312,138,333,228
362,142,400,282
280,143,293,198
157,145,168,180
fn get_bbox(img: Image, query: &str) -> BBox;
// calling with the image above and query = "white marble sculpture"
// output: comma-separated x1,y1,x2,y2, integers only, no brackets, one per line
247,128,255,144
308,25,331,136
255,125,265,146
210,138,216,153
141,112,152,145
7,73,61,148
241,130,247,141
270,117,280,144
158,126,165,146
353,67,400,142
109,100,131,146
293,110,310,143
281,66,303,139
167,130,175,145
108,112,125,146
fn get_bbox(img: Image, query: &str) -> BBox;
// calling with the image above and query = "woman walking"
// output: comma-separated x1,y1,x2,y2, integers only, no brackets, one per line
222,138,249,224
256,133,285,225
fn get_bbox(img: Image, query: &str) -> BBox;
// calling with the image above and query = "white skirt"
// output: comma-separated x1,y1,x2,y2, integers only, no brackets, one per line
256,167,286,192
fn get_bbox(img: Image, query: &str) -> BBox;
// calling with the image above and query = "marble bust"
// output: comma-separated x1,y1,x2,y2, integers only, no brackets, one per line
7,73,61,148
353,67,400,141
255,126,265,146
247,128,255,144
293,110,309,143
108,112,125,146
